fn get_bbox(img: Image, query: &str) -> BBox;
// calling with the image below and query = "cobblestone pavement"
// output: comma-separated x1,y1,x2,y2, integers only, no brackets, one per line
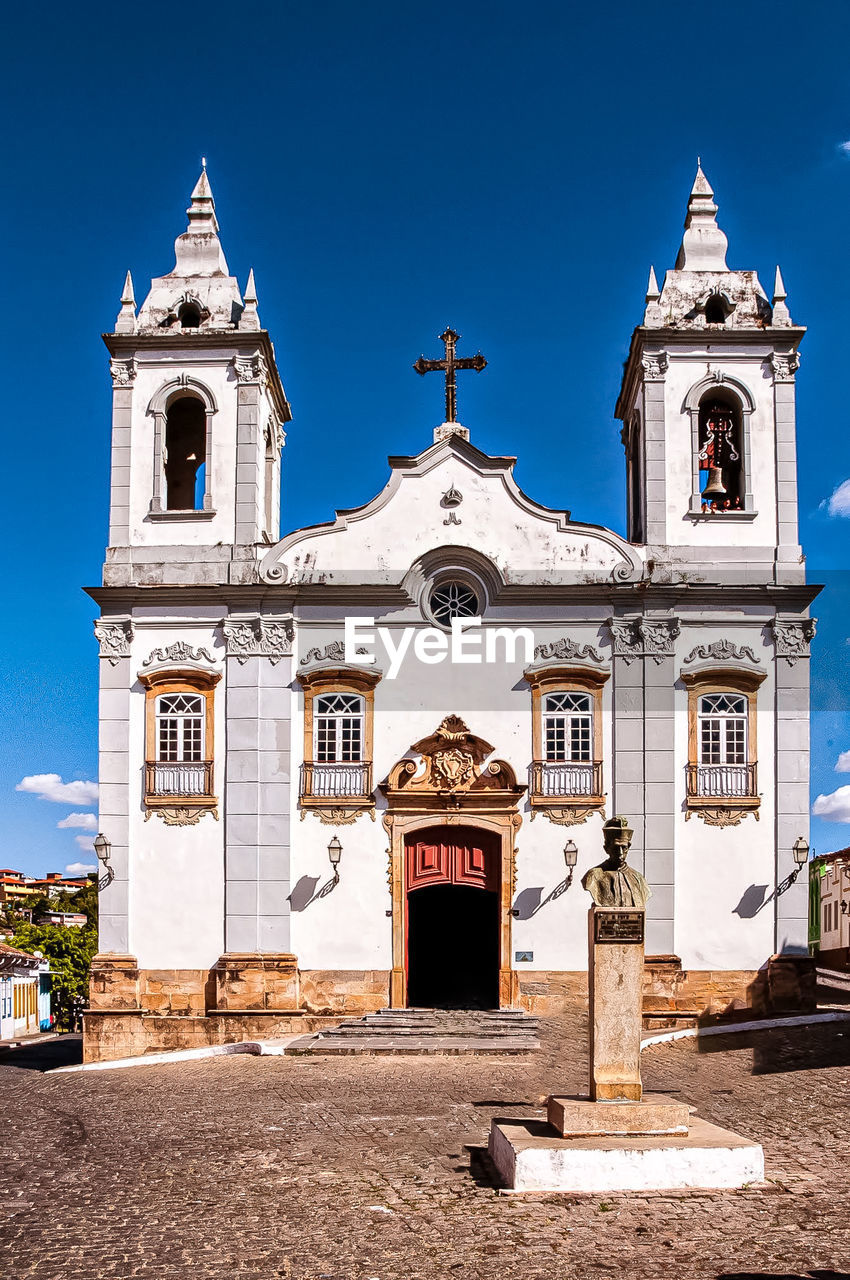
2,1019,850,1280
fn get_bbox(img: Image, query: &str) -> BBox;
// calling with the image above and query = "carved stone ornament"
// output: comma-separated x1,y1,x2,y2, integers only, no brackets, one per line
534,637,604,663
683,640,760,665
299,640,369,666
142,641,216,667
609,617,680,665
381,714,524,808
300,805,376,825
687,806,759,828
769,352,800,383
145,806,219,826
232,353,268,384
771,619,816,666
94,620,133,665
223,617,294,664
641,352,668,381
109,358,136,385
530,805,602,827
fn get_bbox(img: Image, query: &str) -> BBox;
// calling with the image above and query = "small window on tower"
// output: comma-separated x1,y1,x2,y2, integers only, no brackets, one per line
164,397,206,510
698,398,743,513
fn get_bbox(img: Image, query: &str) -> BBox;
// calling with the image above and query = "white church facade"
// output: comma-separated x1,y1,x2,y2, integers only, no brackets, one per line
86,166,818,1061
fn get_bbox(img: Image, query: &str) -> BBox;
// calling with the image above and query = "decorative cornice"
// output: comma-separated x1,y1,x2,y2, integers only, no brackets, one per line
529,804,603,826
769,352,800,383
144,805,219,826
94,619,133,665
683,640,760,666
142,641,216,667
109,358,136,386
609,617,679,665
687,806,759,828
641,352,668,381
533,637,604,663
223,616,294,664
299,640,369,667
300,806,376,825
771,618,816,665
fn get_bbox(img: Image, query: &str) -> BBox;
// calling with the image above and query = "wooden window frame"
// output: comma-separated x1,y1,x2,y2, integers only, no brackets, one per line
681,666,765,817
526,664,609,815
297,667,381,812
140,667,221,813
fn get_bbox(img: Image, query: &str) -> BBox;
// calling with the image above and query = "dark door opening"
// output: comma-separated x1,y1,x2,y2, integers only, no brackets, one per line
406,883,499,1009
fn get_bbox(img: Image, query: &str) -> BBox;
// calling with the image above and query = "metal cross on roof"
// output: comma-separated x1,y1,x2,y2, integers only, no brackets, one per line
413,328,487,424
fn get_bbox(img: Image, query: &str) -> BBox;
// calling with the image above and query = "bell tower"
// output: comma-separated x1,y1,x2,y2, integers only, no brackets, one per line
615,165,805,584
102,168,291,587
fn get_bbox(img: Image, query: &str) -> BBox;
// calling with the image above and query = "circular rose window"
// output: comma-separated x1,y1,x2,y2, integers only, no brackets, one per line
428,580,480,626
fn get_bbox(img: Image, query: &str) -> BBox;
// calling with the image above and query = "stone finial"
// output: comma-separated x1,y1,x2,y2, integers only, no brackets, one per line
172,167,230,278
187,167,219,233
772,265,792,326
114,270,137,334
241,268,261,331
674,162,729,272
643,265,664,326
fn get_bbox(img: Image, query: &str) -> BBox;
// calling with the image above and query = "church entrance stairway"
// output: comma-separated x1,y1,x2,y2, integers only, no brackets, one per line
285,1007,540,1055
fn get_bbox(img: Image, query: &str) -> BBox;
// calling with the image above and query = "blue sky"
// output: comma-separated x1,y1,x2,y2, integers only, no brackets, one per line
3,0,850,875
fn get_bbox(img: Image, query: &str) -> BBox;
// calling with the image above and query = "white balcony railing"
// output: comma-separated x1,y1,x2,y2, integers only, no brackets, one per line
530,760,601,798
301,761,372,799
687,763,757,798
146,761,213,797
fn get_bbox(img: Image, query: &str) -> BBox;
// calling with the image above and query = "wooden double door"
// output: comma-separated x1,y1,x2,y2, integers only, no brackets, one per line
405,825,500,1009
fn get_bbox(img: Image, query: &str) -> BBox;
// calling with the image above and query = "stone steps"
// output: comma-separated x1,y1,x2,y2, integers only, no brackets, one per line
286,1007,541,1055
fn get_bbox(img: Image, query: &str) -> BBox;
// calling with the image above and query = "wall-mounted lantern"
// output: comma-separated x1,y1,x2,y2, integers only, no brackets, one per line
564,839,578,889
328,836,342,884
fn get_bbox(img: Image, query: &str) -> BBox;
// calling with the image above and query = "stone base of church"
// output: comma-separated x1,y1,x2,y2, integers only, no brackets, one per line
83,954,817,1062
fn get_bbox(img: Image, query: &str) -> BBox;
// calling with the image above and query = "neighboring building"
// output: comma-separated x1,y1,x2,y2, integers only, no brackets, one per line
0,871,38,905
35,911,87,929
0,944,51,1041
0,871,90,909
809,849,850,968
86,165,819,1063
28,873,90,898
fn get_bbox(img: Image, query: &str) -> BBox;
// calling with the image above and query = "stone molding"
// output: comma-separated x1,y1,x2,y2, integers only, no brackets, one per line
94,619,133,665
683,640,760,665
771,619,816,665
223,616,294,664
144,805,219,826
109,358,136,385
301,806,377,825
641,352,668,381
610,618,680,665
530,805,603,827
299,640,369,666
769,352,800,383
142,641,216,668
533,637,605,664
688,806,759,828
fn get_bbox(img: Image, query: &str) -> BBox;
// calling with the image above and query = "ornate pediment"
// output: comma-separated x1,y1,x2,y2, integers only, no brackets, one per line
382,715,523,808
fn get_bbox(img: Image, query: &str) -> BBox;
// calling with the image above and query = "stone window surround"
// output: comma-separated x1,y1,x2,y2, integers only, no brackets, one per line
297,665,381,813
139,666,221,814
146,376,217,520
683,373,757,520
525,663,609,814
681,664,766,819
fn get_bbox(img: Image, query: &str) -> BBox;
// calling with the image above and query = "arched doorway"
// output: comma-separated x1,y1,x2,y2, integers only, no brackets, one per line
405,825,500,1009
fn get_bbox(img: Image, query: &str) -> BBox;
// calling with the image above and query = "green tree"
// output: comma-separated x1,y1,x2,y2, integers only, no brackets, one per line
10,921,98,1031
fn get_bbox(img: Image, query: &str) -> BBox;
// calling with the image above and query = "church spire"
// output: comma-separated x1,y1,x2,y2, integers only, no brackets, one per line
674,162,729,272
114,270,137,334
186,166,220,234
171,165,230,278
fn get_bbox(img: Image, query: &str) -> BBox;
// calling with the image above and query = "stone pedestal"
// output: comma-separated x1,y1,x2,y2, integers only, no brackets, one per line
588,907,644,1101
548,1094,690,1137
88,954,141,1010
213,953,300,1012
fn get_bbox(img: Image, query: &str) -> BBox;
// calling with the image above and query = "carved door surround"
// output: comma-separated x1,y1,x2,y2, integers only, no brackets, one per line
380,715,525,1009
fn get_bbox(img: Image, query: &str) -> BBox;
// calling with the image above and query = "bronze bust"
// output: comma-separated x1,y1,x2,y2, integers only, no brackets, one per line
581,816,652,909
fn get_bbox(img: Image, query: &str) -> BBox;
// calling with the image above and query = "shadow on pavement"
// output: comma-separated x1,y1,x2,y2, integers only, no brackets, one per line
0,1034,82,1072
697,1022,850,1075
719,1272,850,1279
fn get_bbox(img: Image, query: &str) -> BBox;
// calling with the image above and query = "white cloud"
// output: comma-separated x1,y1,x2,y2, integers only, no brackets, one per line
840,141,850,156
74,835,96,853
826,479,850,517
16,774,99,806
836,753,850,773
57,812,98,831
813,786,850,822
65,861,96,875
